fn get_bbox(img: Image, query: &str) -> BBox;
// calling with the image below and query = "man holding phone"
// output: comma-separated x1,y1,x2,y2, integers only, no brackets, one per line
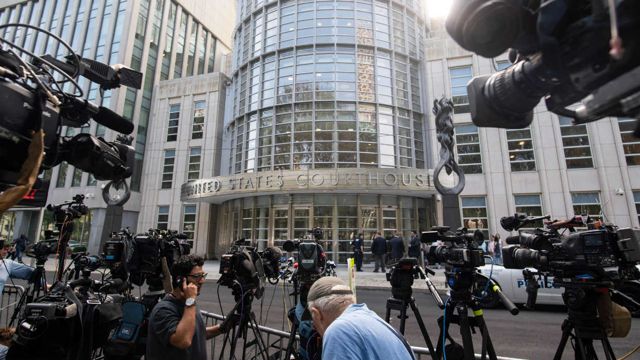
146,254,235,360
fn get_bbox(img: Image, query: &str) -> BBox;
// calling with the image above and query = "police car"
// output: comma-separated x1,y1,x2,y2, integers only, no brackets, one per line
474,263,640,314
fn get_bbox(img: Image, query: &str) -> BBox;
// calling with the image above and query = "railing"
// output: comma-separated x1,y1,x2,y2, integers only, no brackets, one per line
200,311,526,360
0,284,24,327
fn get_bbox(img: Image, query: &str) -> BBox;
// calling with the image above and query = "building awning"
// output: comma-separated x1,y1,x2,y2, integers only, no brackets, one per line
181,169,437,204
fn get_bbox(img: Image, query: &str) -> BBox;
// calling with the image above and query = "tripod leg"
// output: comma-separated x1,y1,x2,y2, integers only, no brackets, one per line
284,317,299,360
553,319,574,360
601,336,617,360
410,300,436,359
456,304,475,360
399,301,407,335
248,312,269,360
473,311,498,360
385,301,392,323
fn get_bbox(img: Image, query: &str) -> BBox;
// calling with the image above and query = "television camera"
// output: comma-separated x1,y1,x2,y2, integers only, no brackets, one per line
216,239,282,360
501,214,640,358
445,1,640,134
0,24,141,206
422,226,485,268
218,239,283,292
422,226,518,360
127,229,192,294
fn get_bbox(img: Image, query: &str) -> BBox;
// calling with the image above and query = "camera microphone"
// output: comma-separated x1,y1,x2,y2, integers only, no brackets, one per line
61,97,134,134
505,235,521,245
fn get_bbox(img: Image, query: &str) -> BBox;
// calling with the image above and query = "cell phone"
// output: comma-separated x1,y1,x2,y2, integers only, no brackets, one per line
175,275,185,289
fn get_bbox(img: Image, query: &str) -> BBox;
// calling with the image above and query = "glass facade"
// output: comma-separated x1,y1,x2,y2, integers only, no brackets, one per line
221,194,433,262
213,0,431,262
228,0,427,173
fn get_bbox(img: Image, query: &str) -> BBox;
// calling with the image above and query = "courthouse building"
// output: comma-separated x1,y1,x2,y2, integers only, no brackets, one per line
178,0,438,260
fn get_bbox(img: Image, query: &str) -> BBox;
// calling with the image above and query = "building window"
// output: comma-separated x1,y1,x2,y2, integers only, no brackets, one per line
559,116,593,168
71,168,83,187
495,60,510,71
192,100,205,139
507,127,536,171
618,118,640,166
449,66,472,113
634,191,640,224
161,149,176,189
571,192,602,222
157,206,170,230
167,104,180,141
455,124,482,174
514,194,544,228
182,205,197,242
56,163,68,188
187,147,201,181
461,196,488,238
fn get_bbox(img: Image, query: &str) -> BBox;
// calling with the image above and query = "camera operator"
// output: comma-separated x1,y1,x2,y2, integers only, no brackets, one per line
371,232,387,273
390,231,405,264
307,277,415,360
408,231,422,266
146,254,236,360
350,231,364,272
0,240,35,295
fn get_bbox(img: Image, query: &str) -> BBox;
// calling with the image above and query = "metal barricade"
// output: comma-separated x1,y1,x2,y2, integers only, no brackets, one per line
201,311,527,360
0,284,24,328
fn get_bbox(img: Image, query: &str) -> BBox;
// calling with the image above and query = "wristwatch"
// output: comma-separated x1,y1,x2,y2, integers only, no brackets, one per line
185,297,196,307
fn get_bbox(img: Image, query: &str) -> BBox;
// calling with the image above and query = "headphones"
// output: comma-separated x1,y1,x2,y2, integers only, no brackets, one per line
445,0,528,58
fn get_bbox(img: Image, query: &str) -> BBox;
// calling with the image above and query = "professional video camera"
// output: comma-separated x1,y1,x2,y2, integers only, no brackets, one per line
503,222,640,278
422,226,485,268
0,24,141,204
501,215,640,357
127,229,192,291
386,257,441,302
445,1,640,133
102,227,135,282
282,227,327,293
218,239,282,291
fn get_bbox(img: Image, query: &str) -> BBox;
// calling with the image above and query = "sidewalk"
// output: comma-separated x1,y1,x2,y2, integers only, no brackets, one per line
41,258,448,293
202,260,448,292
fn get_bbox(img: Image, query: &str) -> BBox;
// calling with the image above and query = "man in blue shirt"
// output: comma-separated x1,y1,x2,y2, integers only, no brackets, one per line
0,240,34,295
307,277,415,360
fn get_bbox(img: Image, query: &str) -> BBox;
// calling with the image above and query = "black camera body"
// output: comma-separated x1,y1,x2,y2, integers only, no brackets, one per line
445,0,640,132
386,257,425,301
0,29,140,204
218,240,282,294
422,226,485,268
503,227,640,282
127,229,191,289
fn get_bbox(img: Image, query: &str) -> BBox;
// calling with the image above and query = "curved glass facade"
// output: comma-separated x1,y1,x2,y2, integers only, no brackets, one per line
214,0,433,261
220,194,434,262
227,0,427,172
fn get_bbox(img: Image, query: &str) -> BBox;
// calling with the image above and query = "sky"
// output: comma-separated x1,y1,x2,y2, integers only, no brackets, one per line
426,0,453,19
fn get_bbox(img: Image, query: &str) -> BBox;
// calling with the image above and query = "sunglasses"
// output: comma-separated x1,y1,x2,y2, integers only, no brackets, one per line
187,273,208,280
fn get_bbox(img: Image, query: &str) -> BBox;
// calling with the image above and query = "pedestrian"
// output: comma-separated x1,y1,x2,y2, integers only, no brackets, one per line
408,231,422,266
13,234,27,263
390,231,405,264
0,240,35,295
307,277,415,360
371,232,387,272
492,233,502,264
350,231,364,272
146,254,236,360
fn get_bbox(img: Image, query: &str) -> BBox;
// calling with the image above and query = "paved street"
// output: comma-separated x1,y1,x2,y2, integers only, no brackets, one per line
37,258,640,359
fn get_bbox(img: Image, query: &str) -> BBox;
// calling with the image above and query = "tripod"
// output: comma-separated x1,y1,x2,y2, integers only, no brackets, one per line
553,286,616,360
385,263,442,359
218,286,268,360
385,296,436,358
435,269,517,360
